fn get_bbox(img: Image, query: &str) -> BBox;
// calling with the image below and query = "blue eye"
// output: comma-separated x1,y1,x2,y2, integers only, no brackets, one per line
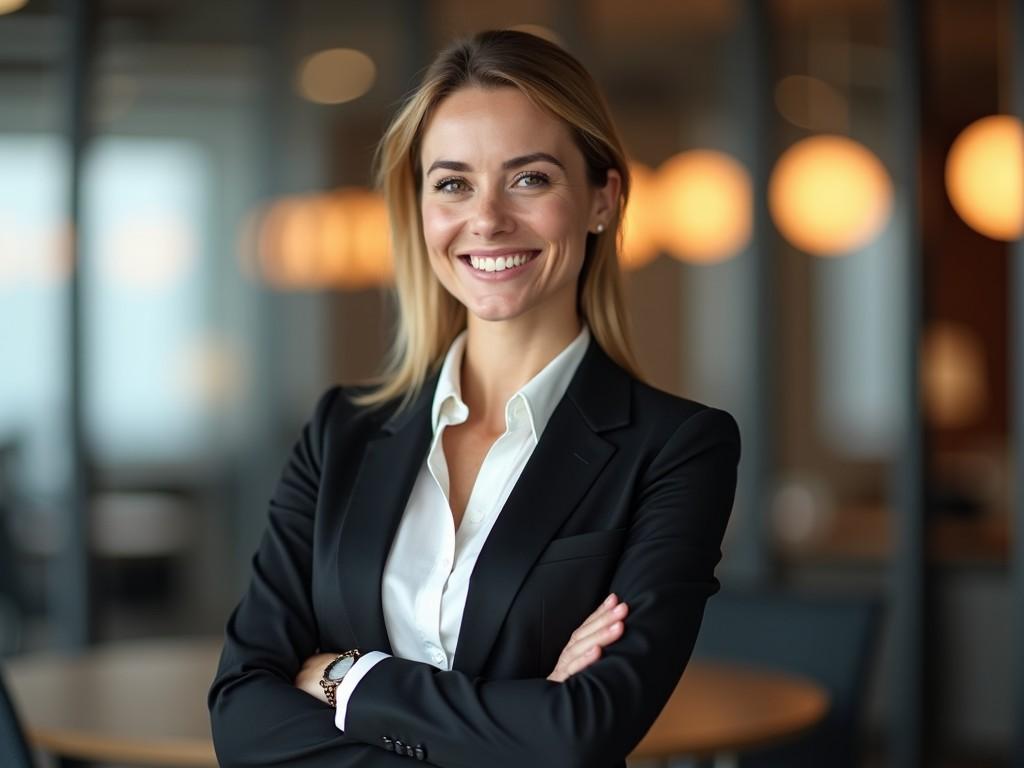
433,176,468,194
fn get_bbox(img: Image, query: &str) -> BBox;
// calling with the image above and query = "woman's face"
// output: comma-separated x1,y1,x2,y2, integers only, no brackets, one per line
418,86,619,327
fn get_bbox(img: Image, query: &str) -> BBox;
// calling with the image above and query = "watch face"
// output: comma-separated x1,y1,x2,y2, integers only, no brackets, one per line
326,654,356,681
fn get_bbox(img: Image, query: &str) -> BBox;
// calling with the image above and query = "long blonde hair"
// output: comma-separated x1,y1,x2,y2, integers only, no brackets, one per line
353,29,641,412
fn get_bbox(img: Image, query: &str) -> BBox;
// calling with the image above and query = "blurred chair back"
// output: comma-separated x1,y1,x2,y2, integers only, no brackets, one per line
692,589,882,768
0,668,34,768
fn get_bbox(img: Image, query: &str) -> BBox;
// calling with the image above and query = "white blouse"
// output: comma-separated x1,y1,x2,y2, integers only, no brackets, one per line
335,325,591,730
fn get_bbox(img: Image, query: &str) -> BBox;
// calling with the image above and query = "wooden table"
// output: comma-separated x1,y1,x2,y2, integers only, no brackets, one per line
631,660,830,763
4,639,828,767
5,637,219,767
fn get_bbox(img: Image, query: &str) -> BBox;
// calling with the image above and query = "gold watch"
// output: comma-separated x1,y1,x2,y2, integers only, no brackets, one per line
319,650,362,707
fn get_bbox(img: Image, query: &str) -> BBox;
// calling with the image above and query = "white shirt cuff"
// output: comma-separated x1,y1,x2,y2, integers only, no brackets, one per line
334,651,390,732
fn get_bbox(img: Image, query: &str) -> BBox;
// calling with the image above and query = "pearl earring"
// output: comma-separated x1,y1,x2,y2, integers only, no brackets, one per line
595,223,605,233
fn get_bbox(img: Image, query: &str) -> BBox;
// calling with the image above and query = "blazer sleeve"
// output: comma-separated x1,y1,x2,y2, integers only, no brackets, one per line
341,406,741,768
208,387,412,768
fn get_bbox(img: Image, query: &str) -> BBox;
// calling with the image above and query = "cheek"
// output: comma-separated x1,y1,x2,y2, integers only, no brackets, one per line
421,201,462,252
528,195,585,242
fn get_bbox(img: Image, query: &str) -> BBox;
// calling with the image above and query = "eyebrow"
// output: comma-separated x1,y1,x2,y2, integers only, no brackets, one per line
425,152,565,176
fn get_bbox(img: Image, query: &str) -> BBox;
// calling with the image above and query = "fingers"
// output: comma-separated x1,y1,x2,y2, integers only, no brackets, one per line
562,644,602,678
566,601,628,655
547,617,621,683
570,594,621,642
573,593,619,635
548,596,630,682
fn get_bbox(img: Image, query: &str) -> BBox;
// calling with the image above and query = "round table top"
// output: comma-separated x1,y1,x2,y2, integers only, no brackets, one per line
5,637,220,766
631,659,830,759
4,638,828,765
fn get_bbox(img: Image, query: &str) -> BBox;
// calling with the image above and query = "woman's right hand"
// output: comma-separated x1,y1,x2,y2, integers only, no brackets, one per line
547,593,629,682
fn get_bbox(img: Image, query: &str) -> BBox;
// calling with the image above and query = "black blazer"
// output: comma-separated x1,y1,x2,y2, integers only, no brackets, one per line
209,338,740,768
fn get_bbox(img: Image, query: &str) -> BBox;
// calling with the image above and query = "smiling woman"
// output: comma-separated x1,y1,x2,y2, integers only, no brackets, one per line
363,30,641,414
209,29,741,768
419,86,617,335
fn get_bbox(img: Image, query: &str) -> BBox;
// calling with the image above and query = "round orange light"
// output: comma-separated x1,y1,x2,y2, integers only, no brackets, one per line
0,0,28,15
769,135,892,256
253,189,392,289
319,189,393,288
945,115,1024,241
619,162,661,270
657,150,752,264
297,49,376,105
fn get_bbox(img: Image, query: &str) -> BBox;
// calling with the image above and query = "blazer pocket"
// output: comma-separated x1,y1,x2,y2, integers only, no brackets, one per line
534,528,627,565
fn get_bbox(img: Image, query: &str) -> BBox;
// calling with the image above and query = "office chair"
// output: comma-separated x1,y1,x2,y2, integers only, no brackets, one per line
0,666,34,768
691,589,882,768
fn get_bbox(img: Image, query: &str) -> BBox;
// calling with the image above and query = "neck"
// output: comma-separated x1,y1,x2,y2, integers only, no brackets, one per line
460,308,582,433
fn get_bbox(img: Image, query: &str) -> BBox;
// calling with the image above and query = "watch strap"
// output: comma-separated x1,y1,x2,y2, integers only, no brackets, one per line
320,650,361,708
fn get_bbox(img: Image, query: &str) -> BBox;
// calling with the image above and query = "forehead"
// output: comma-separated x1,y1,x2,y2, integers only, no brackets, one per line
420,86,580,168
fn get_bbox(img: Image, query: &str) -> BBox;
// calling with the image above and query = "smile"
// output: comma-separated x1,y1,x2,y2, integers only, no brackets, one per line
459,250,541,274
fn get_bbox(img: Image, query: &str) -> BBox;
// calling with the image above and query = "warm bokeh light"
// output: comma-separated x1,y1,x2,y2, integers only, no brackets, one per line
922,322,987,429
945,114,1024,241
619,162,661,270
658,150,752,264
104,215,196,289
253,188,392,289
774,75,848,132
297,48,376,105
0,0,28,16
769,135,892,256
276,198,320,285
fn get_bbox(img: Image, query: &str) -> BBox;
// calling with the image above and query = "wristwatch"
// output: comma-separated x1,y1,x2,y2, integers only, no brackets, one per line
319,649,362,707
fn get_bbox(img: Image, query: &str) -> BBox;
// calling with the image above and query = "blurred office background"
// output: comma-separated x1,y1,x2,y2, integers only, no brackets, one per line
0,0,1022,766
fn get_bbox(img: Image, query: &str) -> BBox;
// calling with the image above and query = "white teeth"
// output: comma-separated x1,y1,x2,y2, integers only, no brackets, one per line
466,251,537,272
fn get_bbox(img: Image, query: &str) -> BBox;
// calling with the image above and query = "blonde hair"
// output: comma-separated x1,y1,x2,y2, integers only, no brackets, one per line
353,29,641,412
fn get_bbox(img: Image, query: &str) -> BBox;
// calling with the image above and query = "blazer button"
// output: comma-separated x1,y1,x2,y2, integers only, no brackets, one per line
414,745,427,761
381,736,393,751
405,743,415,757
394,739,405,755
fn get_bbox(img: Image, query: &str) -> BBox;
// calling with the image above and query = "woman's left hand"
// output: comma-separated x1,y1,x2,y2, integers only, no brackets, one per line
295,652,340,704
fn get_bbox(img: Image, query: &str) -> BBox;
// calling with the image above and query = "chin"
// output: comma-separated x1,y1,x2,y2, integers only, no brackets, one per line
465,303,527,323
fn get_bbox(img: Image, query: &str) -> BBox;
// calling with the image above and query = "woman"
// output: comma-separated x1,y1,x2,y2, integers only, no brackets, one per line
209,29,740,768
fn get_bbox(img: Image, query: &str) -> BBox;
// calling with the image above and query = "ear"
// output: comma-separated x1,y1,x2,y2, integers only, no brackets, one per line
589,168,622,231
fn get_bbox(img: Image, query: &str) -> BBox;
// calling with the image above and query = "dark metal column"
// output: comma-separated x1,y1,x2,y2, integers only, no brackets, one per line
56,0,97,650
734,0,776,585
1011,1,1024,764
890,0,927,765
235,0,291,588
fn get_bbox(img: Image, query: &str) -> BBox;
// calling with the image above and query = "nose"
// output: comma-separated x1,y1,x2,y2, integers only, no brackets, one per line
470,187,515,239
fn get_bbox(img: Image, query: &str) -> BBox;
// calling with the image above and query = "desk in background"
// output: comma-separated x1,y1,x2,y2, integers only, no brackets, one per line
5,638,828,767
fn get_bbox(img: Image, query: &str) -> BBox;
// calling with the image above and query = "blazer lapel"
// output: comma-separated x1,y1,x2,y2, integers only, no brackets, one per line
334,375,437,654
452,340,631,675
